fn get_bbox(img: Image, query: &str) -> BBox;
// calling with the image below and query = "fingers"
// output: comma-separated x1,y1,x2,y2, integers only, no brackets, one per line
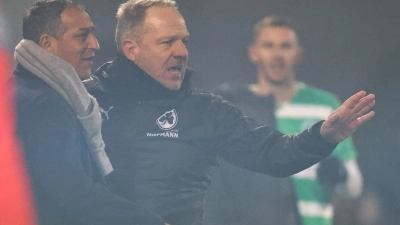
354,94,376,117
342,91,367,109
356,111,375,126
342,92,375,123
352,94,375,112
324,110,341,127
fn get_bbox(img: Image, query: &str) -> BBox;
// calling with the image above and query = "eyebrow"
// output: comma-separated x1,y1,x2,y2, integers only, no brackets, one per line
78,26,95,33
158,33,189,41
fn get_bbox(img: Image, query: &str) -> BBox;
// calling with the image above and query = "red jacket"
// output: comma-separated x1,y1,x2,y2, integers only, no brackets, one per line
0,47,37,225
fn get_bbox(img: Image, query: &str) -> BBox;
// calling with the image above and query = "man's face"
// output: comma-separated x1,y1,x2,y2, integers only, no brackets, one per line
47,7,99,79
131,6,189,90
249,26,302,85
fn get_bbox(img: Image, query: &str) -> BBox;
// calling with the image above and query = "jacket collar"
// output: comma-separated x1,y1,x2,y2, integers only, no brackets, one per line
95,53,193,101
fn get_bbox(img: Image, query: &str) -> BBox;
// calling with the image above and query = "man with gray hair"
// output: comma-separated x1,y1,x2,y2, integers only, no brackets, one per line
14,0,168,224
86,1,375,224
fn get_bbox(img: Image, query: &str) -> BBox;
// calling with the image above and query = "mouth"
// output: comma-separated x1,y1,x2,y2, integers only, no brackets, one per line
270,61,285,71
83,56,95,65
168,65,183,75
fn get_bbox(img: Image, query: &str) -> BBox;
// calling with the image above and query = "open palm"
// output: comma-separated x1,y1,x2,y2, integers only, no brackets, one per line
320,91,375,143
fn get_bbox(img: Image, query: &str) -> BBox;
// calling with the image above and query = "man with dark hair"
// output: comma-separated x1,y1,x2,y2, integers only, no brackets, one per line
86,1,375,225
209,16,364,225
248,16,364,225
203,18,299,223
14,0,168,224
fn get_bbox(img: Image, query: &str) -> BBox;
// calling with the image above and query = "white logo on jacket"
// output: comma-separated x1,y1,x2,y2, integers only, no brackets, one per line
156,109,178,130
99,106,113,121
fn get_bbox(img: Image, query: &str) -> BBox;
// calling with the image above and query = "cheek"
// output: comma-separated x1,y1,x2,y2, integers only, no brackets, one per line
147,55,165,70
286,54,300,65
259,50,272,60
259,54,272,66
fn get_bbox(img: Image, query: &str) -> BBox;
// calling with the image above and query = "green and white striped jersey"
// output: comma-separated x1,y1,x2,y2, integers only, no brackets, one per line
276,82,358,225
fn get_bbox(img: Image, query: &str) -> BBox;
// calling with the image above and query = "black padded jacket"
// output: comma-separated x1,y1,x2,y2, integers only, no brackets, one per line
85,54,337,225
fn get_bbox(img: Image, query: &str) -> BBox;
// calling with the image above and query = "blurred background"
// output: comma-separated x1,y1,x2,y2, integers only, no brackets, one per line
1,0,400,224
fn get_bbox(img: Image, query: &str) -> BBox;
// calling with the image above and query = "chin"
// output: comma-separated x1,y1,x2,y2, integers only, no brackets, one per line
77,71,92,80
267,78,287,85
165,83,182,90
79,74,91,80
167,85,181,90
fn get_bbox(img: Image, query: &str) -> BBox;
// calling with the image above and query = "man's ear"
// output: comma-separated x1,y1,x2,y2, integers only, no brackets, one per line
295,46,304,65
122,39,138,62
39,34,56,54
248,44,258,64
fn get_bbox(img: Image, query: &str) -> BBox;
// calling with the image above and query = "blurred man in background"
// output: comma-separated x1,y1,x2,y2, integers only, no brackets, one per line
208,16,364,225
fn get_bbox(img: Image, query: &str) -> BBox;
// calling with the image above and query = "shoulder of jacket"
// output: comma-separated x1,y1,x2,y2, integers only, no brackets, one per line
83,61,114,96
189,88,226,102
16,74,70,109
17,88,77,126
83,75,107,95
187,90,243,116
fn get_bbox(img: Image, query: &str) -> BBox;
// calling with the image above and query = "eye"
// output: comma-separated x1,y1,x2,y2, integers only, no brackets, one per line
162,40,173,46
81,32,89,41
281,43,294,49
79,29,95,41
262,43,273,49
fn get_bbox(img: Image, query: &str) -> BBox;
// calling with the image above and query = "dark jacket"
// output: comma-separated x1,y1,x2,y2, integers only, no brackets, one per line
204,83,299,225
14,64,164,225
85,54,337,225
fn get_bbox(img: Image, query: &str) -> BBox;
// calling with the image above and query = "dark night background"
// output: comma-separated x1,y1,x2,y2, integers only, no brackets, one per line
2,0,400,224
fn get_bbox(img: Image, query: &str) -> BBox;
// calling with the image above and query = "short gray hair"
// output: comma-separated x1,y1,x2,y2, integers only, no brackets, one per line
115,0,177,52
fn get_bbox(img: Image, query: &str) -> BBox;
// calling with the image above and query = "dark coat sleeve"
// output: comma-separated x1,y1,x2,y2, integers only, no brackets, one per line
213,98,337,177
17,95,164,225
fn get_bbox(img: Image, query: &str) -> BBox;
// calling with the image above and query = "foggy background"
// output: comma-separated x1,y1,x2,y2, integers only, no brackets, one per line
2,0,400,224
2,0,400,98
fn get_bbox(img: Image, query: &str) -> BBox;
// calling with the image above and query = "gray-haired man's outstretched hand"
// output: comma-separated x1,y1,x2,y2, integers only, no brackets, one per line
320,90,375,143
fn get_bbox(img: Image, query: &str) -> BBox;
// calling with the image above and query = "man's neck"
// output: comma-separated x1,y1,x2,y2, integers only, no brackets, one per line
250,72,297,105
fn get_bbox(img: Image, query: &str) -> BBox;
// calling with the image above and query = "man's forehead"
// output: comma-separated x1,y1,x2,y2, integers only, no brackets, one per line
61,7,94,28
257,27,298,42
146,22,188,37
144,6,186,29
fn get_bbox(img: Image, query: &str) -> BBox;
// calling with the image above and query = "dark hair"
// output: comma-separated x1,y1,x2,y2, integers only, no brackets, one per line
252,16,302,45
23,0,84,44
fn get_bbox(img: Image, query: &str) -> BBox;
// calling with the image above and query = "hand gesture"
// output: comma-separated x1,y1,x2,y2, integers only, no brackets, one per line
320,91,375,143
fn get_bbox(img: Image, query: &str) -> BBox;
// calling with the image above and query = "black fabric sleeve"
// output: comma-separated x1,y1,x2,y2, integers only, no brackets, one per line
18,97,164,225
213,99,337,177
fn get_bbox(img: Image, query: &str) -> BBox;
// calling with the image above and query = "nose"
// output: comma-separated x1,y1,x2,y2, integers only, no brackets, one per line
172,40,188,58
271,46,284,56
87,33,100,51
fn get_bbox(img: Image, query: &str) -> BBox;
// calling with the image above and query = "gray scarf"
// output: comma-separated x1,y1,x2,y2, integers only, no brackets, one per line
15,39,113,176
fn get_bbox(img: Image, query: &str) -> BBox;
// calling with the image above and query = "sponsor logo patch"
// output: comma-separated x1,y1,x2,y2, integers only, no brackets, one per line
156,109,178,130
147,109,179,138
